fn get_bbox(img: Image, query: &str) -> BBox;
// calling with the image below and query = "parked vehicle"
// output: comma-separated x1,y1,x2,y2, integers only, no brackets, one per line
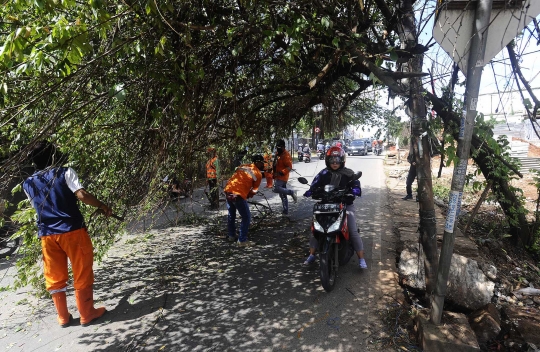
298,171,362,291
317,149,325,160
303,152,311,163
346,140,368,156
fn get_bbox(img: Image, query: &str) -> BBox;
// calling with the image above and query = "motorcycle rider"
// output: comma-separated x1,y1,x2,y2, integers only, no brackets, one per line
224,154,265,247
297,143,304,161
316,141,325,153
302,146,367,269
325,142,331,153
302,144,311,161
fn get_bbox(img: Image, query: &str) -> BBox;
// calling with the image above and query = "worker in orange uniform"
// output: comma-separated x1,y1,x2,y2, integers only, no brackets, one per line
263,146,273,188
272,139,297,215
206,147,220,209
224,155,265,247
23,141,110,328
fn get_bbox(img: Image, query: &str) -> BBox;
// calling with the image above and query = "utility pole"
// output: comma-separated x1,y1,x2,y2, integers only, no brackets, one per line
399,0,439,298
430,0,493,324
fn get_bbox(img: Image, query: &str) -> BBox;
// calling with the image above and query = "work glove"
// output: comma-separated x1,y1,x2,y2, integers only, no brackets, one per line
351,187,361,197
303,191,312,198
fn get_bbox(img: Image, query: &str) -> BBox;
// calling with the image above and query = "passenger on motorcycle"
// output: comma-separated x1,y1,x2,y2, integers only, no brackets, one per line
302,146,367,269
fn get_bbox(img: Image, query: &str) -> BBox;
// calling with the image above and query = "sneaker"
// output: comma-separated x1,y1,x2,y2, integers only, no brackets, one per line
291,191,298,204
402,194,413,200
237,240,256,248
303,254,316,266
227,236,238,242
359,258,367,269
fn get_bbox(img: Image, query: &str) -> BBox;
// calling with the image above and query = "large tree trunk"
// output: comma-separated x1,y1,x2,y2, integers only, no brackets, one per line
398,0,439,297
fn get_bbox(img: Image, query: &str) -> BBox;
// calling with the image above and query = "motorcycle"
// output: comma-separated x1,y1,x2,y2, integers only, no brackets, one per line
317,149,325,160
297,151,303,162
303,151,311,163
298,171,362,292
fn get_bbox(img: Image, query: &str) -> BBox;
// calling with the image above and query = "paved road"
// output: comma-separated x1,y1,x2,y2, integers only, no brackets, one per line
0,153,393,352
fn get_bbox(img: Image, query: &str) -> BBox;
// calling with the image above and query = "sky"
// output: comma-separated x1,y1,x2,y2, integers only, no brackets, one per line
358,1,540,139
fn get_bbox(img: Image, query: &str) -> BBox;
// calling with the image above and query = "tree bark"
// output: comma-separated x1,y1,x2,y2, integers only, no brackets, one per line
398,0,439,298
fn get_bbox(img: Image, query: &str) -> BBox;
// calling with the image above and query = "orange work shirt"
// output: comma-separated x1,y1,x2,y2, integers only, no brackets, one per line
273,149,293,182
224,163,262,199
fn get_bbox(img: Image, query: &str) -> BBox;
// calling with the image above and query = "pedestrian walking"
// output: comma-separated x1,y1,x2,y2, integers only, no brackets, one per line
224,155,265,247
272,139,297,215
402,151,417,201
23,141,110,328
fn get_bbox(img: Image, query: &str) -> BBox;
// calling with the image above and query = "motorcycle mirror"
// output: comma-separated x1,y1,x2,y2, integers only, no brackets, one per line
298,177,309,185
353,171,363,180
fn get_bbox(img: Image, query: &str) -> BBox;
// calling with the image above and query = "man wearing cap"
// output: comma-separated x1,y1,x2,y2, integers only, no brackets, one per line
224,155,265,247
272,139,297,215
206,147,220,209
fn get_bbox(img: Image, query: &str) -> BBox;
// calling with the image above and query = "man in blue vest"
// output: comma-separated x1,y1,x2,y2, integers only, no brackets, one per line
23,141,111,327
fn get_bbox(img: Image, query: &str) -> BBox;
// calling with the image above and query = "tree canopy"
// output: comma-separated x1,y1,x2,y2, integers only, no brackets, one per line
2,1,540,290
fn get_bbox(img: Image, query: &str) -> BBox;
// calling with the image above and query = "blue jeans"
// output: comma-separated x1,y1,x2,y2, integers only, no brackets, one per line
273,179,293,214
227,198,251,242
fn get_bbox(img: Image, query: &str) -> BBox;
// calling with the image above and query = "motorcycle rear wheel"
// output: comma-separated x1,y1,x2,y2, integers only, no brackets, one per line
320,242,337,292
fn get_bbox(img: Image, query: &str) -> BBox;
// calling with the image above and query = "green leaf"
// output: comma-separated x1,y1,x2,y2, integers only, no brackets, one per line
332,37,339,47
223,91,233,98
523,98,532,109
236,127,243,137
11,183,21,195
389,50,398,62
321,17,330,29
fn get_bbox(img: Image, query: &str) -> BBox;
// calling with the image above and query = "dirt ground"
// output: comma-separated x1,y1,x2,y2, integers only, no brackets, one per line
426,155,540,350
386,152,540,351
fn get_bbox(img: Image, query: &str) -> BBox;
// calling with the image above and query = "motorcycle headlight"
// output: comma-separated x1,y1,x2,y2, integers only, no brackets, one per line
313,216,324,232
327,213,342,232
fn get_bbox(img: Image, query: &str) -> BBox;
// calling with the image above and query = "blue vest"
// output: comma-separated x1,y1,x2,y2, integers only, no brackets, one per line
23,167,85,238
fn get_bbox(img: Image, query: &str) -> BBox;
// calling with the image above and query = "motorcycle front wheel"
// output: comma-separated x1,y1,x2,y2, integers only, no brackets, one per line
320,242,337,292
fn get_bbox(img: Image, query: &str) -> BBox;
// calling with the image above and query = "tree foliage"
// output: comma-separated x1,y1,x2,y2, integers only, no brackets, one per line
2,0,539,290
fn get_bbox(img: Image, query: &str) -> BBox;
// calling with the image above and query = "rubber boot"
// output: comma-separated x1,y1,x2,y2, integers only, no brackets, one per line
75,286,107,327
51,292,73,328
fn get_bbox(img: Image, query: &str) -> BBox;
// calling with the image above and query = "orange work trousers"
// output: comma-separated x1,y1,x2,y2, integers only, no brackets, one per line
41,228,95,292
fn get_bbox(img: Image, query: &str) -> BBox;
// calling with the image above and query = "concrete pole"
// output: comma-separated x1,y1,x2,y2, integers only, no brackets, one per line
430,0,493,325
